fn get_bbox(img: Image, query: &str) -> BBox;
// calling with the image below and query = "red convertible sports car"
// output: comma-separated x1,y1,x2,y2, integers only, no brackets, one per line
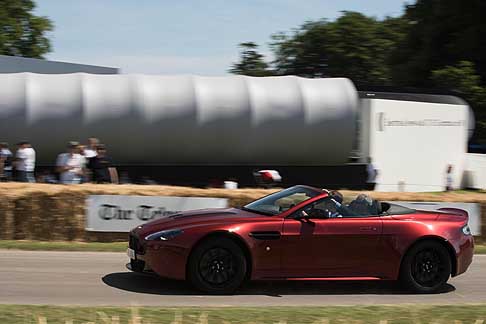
127,185,474,294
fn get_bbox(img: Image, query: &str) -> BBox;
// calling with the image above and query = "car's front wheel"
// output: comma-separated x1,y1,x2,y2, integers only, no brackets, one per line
187,236,247,294
400,240,452,293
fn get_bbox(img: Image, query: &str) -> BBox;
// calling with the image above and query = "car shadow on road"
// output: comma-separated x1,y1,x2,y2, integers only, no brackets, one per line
102,272,456,297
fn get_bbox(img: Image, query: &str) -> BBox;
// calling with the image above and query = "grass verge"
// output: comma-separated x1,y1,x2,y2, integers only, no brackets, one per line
0,239,485,254
1,304,486,324
475,243,486,254
0,240,127,252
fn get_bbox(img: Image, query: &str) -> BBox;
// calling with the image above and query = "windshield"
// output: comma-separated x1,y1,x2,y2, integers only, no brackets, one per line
243,185,321,215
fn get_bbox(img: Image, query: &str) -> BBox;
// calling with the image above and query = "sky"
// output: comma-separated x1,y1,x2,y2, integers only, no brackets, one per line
35,0,408,75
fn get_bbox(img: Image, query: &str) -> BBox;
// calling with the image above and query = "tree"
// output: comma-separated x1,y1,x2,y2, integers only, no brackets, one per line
270,20,331,78
432,61,486,143
390,0,486,87
229,42,273,77
324,12,406,85
432,61,486,105
0,0,53,58
269,12,407,85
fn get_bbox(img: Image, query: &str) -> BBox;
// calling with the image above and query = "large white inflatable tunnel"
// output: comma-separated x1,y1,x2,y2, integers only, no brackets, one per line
0,73,358,165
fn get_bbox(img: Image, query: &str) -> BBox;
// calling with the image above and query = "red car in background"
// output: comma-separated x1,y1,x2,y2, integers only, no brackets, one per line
127,185,474,294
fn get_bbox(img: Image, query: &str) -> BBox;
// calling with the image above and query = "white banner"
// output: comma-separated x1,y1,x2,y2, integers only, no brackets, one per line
389,201,481,236
86,195,228,232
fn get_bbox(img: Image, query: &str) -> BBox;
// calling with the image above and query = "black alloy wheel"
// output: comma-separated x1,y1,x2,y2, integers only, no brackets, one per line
411,249,446,287
400,240,452,293
188,237,247,294
198,247,236,285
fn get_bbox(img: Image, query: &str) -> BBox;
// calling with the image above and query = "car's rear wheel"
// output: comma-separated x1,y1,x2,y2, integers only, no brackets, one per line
188,236,247,294
400,240,452,293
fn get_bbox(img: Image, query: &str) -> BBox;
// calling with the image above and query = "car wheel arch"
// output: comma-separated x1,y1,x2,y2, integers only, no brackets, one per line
400,235,457,277
186,231,253,281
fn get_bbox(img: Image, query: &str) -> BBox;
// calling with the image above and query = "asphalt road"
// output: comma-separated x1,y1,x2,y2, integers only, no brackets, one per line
0,250,485,306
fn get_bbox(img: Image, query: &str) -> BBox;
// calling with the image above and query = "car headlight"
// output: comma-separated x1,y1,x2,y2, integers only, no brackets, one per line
462,224,472,236
145,229,184,241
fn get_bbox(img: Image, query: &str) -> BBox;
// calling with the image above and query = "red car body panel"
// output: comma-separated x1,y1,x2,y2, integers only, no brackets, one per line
129,187,474,282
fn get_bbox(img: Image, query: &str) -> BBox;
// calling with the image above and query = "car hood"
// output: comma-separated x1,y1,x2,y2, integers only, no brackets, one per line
133,207,262,237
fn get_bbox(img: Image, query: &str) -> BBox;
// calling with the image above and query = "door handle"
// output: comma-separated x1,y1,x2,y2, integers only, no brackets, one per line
359,226,377,231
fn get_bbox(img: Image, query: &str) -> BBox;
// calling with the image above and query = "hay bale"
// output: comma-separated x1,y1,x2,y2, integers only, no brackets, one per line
0,196,14,239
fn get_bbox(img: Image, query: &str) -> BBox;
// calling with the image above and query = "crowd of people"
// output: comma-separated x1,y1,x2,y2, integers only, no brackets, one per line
0,138,118,184
0,139,456,191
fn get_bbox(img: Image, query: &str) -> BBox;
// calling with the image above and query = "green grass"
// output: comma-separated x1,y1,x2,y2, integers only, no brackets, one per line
0,240,127,252
475,243,486,254
0,305,486,324
0,239,485,254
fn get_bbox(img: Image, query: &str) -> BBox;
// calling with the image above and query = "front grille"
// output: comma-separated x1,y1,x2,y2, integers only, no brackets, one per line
129,233,145,254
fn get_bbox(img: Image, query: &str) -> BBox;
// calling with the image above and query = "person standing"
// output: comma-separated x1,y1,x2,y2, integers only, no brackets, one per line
445,164,453,191
15,141,36,183
77,144,89,183
87,144,118,184
56,142,85,184
84,138,99,159
365,156,379,191
84,138,99,182
0,142,13,181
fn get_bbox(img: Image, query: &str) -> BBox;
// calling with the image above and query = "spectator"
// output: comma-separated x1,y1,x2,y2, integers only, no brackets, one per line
56,142,85,184
365,156,379,191
84,138,99,182
445,164,453,191
0,142,13,181
15,141,36,183
87,144,118,184
78,144,89,183
84,138,99,159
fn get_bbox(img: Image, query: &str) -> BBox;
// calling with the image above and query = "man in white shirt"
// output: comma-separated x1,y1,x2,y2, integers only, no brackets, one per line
56,142,85,184
84,137,99,159
15,141,36,183
83,138,99,182
0,142,13,181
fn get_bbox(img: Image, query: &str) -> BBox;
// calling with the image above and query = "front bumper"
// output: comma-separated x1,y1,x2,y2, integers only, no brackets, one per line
127,232,187,280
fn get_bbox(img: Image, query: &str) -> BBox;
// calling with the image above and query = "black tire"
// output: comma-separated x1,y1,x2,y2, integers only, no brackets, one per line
399,240,452,293
187,236,247,294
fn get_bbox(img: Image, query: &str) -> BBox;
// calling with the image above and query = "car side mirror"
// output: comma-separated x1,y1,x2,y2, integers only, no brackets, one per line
294,210,311,221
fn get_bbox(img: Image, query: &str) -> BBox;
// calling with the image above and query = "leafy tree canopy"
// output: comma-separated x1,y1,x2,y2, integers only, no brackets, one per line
0,0,53,58
391,0,486,87
233,12,407,86
432,61,486,143
229,42,273,77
